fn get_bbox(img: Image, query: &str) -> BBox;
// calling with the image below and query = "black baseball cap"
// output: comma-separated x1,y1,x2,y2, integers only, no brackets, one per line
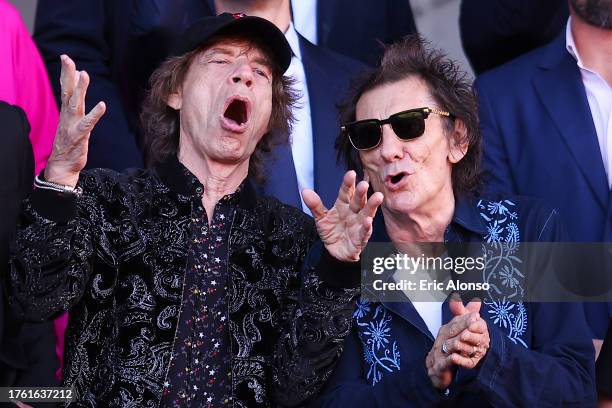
173,13,292,74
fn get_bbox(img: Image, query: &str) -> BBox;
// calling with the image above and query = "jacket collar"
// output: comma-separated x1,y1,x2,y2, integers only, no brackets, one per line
450,195,488,236
371,194,487,242
538,26,570,70
153,155,259,211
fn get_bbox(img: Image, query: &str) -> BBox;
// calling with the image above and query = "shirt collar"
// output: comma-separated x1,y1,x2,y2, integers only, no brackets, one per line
153,155,257,210
566,17,586,69
284,22,302,61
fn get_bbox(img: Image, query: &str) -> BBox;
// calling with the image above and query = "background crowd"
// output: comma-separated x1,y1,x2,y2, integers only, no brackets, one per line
1,0,611,406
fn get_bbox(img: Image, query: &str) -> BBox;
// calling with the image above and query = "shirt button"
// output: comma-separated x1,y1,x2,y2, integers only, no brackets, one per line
443,389,450,397
195,186,203,195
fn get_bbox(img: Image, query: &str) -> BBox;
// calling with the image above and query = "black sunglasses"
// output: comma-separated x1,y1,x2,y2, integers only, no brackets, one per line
341,107,452,151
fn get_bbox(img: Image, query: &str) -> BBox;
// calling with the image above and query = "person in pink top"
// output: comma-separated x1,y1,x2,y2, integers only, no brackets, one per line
0,0,57,174
0,0,64,381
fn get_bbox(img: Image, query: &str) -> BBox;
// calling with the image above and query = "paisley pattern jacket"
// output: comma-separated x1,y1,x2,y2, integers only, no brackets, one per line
8,157,359,407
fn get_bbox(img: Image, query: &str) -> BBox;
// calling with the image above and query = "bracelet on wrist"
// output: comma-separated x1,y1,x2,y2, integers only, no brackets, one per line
34,173,83,197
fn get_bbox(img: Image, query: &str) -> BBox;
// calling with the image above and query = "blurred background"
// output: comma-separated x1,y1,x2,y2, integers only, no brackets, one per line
6,0,475,78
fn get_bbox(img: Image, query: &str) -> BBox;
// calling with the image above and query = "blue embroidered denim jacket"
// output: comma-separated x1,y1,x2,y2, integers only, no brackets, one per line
315,196,596,407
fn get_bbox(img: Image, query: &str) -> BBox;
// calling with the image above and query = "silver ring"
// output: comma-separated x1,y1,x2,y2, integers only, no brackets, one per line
441,341,450,355
469,345,477,358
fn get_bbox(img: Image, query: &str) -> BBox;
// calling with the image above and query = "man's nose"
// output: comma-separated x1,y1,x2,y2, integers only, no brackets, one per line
379,124,405,162
231,61,254,88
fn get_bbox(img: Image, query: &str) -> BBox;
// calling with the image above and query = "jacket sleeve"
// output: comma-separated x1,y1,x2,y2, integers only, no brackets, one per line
7,173,104,322
272,225,363,406
312,328,443,407
455,301,596,406
34,0,143,171
475,78,518,197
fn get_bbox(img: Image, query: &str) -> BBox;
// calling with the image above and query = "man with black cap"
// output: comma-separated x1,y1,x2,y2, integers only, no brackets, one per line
7,13,383,407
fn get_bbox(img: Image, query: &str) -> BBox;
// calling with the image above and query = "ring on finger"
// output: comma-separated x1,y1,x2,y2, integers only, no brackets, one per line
468,345,477,358
441,341,450,355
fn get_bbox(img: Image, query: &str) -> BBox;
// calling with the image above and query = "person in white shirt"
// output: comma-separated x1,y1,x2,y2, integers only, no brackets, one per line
474,0,612,377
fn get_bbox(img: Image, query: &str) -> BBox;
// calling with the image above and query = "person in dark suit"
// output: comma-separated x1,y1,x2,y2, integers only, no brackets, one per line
34,0,145,171
34,0,366,210
475,0,612,340
295,0,417,67
260,37,366,210
0,101,58,400
213,0,367,210
460,0,568,75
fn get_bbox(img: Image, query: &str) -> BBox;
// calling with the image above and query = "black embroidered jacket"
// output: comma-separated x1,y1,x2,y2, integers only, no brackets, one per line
8,157,360,407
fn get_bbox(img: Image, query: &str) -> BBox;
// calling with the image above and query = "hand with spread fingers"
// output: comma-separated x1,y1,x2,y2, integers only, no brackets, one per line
302,171,384,262
426,298,490,390
45,54,106,187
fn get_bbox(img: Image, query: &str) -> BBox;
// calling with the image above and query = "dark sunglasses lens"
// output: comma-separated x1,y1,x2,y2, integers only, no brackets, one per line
348,121,381,150
391,111,425,140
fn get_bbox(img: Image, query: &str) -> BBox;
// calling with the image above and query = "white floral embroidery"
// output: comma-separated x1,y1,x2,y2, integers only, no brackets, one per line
354,301,400,385
478,199,528,348
353,298,371,320
354,199,529,387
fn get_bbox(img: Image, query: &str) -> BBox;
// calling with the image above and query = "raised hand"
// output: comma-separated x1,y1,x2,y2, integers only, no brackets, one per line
302,171,384,262
45,55,106,187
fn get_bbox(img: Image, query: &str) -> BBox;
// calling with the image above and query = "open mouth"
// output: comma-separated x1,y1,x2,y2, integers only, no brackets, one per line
223,97,249,127
385,172,408,189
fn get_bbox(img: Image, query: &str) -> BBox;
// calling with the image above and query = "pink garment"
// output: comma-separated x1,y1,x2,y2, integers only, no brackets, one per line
0,0,66,380
0,0,57,174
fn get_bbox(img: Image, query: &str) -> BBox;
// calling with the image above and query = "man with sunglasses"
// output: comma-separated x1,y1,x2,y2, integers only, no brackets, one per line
314,36,596,407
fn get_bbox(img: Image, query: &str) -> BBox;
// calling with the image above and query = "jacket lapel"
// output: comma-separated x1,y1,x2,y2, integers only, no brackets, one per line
533,33,608,208
316,1,335,47
259,140,302,209
299,35,346,208
382,300,436,342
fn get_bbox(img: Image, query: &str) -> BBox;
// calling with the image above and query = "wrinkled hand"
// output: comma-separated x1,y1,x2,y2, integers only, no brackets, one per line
302,171,383,262
444,300,490,368
426,299,489,389
45,55,106,187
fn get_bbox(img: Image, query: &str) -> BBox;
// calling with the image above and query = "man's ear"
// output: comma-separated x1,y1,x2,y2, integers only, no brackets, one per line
166,91,182,110
448,118,469,164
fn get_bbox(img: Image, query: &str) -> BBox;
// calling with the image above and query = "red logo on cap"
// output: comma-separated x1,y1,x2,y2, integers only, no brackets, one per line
232,13,246,19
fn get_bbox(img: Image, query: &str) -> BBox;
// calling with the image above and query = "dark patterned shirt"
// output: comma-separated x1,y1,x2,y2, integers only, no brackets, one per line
161,176,240,407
